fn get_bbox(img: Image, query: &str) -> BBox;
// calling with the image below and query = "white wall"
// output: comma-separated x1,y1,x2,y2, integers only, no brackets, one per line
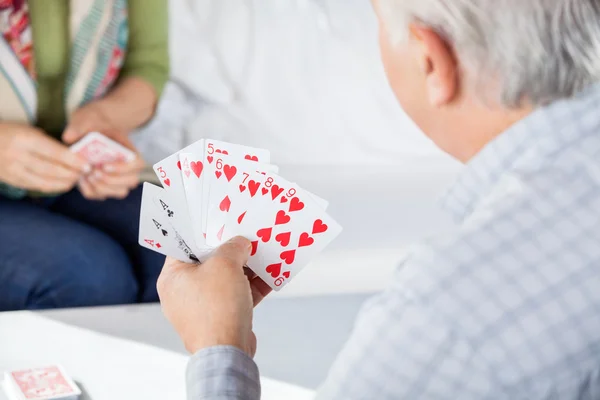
134,0,444,166
132,0,463,296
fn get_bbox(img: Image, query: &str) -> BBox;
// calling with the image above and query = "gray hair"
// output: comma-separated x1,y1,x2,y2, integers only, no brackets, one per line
378,0,600,107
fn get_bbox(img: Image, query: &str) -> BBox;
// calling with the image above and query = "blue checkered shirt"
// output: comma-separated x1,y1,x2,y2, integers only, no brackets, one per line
186,85,600,399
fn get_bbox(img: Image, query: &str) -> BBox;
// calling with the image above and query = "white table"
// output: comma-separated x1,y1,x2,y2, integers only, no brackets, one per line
39,295,370,389
0,312,315,400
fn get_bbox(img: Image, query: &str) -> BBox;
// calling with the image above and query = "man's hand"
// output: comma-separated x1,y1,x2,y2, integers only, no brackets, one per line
63,101,145,200
157,237,272,357
0,123,89,193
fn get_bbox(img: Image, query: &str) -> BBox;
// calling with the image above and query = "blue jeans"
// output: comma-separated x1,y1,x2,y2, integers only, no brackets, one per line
0,185,165,311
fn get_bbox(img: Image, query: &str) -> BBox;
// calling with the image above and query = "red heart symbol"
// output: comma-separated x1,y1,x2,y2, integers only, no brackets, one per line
251,240,258,256
289,197,304,212
312,219,328,234
275,210,291,225
215,149,223,154
280,197,288,203
266,263,282,278
238,211,247,224
261,187,269,196
298,232,314,247
244,155,259,162
257,227,272,242
207,156,214,164
224,165,237,182
280,249,296,265
223,150,229,155
248,180,260,197
219,196,231,212
191,161,203,178
271,185,284,200
275,231,291,247
283,271,290,278
177,161,182,170
239,184,247,193
216,225,225,241
163,178,171,187
215,171,222,179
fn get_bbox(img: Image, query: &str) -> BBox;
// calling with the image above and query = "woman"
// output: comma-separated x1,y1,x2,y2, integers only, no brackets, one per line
0,0,169,310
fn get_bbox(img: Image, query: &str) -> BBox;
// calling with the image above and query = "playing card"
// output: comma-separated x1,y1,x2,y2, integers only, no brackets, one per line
221,173,342,290
139,183,203,263
154,140,207,249
178,151,207,249
4,365,81,400
179,140,271,249
69,132,135,165
203,155,278,246
142,138,342,292
200,140,270,228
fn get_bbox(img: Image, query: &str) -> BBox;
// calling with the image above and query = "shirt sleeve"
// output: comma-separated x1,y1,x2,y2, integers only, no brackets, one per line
186,346,261,400
314,275,496,399
119,0,170,97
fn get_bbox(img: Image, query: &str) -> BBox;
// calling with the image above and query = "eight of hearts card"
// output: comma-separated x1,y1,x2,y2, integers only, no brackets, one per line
141,139,342,291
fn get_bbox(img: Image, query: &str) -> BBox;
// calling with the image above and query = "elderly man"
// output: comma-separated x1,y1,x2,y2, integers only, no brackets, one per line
157,0,600,398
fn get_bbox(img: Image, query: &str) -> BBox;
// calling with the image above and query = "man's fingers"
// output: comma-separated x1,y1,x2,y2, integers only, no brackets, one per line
29,136,89,173
157,257,196,299
163,257,194,273
249,276,272,307
209,236,252,269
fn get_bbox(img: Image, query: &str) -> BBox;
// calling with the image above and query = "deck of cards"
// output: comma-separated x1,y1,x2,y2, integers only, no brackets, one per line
2,366,81,400
69,132,136,165
139,139,342,291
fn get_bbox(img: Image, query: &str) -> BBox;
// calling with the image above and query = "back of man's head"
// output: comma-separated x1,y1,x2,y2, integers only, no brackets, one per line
374,0,600,161
379,0,600,107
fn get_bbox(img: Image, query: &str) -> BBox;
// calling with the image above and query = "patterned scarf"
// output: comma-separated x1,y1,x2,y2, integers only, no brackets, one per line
0,0,128,199
0,0,128,123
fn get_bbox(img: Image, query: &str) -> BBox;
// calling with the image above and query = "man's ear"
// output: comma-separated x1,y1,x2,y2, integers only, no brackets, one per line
409,24,458,107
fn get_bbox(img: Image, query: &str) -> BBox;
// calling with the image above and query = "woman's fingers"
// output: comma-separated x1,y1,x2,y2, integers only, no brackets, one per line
24,154,82,184
89,169,139,190
84,173,131,200
27,134,89,173
78,176,105,201
17,164,75,193
102,157,145,176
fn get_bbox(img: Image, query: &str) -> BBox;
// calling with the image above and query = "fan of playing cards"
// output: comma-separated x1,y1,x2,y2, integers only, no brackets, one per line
139,139,342,291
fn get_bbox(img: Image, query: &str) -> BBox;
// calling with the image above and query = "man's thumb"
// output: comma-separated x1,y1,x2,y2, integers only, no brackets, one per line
211,236,252,268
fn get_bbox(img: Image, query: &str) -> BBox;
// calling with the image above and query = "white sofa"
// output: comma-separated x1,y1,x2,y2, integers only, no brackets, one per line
133,0,462,297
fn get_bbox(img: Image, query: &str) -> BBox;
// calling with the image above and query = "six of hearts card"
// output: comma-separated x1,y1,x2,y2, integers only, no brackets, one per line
139,139,342,291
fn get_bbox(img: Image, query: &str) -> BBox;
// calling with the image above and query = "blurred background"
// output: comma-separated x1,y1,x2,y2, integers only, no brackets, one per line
133,0,462,297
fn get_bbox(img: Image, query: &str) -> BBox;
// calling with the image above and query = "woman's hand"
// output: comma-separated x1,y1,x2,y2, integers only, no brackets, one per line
63,101,146,201
77,158,145,200
0,123,89,193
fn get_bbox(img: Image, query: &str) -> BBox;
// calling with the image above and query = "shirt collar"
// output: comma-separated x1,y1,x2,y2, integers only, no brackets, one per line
441,83,600,222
